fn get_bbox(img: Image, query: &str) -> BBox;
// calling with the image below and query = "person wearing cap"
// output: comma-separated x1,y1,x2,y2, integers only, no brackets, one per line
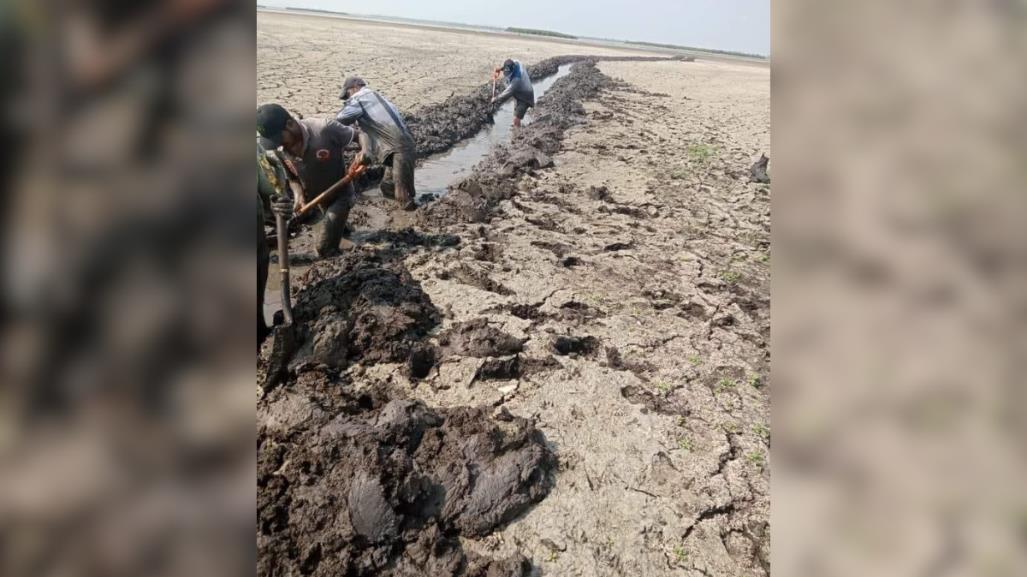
492,59,535,128
337,76,418,210
257,103,358,258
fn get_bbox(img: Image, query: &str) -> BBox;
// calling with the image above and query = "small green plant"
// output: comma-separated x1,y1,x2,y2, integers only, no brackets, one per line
687,143,715,164
677,437,694,451
673,545,688,563
676,415,688,427
686,354,701,366
670,169,688,180
748,374,763,388
747,450,765,467
715,377,737,393
753,423,770,441
756,252,770,264
721,421,740,434
655,381,673,395
546,550,560,563
720,270,741,284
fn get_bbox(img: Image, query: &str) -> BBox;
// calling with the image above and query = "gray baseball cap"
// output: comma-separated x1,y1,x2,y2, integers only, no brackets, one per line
340,76,367,99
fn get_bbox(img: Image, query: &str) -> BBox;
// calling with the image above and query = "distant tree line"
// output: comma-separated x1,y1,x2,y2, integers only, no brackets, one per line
629,40,765,59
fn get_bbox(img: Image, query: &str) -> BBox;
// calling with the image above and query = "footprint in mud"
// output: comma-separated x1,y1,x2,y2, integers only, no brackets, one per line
530,240,572,258
508,303,547,321
471,242,504,263
439,264,515,296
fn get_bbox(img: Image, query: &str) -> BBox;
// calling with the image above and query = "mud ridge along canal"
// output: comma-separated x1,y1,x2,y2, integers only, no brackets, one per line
413,63,575,201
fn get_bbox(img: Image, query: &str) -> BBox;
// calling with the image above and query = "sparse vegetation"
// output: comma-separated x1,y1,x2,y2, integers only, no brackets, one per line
677,437,694,451
747,450,765,467
507,27,577,39
748,373,763,388
655,381,674,395
687,143,716,165
720,269,741,284
753,423,770,441
715,377,737,393
687,354,702,366
673,545,688,563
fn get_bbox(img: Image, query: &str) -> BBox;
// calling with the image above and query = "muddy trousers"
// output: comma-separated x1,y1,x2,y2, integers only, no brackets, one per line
379,148,417,209
317,185,354,258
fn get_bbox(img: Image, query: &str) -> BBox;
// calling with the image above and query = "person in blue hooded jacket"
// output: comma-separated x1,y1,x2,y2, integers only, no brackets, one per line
492,59,535,127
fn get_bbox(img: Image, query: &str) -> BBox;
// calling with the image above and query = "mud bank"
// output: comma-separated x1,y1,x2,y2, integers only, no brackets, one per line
405,54,689,159
258,376,555,577
418,61,615,227
258,247,558,575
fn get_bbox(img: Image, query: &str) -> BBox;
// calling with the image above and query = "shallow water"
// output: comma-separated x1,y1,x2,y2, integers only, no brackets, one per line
413,63,575,200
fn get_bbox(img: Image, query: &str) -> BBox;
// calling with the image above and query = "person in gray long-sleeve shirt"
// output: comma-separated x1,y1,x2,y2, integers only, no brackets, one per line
336,77,417,210
492,59,535,127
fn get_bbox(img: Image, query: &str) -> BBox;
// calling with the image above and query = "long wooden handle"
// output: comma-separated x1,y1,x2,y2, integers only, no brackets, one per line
293,162,366,220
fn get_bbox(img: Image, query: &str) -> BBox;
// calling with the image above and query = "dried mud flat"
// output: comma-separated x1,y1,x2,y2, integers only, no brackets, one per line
259,17,769,577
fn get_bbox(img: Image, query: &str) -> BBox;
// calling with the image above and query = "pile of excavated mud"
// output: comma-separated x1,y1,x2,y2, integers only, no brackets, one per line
258,375,555,577
257,248,557,576
418,61,617,227
258,248,440,390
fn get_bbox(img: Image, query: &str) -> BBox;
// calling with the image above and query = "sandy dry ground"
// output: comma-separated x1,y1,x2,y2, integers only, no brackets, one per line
259,13,769,577
258,11,643,115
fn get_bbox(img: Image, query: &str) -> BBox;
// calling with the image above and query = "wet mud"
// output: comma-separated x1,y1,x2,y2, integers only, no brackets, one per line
258,377,555,577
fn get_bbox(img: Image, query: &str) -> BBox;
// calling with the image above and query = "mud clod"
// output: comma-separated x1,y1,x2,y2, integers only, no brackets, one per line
282,250,440,370
475,356,521,381
561,256,582,267
440,319,525,358
407,345,437,379
750,153,770,184
551,335,600,356
603,242,633,252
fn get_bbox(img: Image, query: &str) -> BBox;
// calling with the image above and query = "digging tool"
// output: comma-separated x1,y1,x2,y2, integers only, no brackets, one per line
271,200,295,326
485,69,499,123
293,161,367,220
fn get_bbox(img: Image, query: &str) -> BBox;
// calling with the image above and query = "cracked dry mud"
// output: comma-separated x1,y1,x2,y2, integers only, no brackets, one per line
260,14,768,577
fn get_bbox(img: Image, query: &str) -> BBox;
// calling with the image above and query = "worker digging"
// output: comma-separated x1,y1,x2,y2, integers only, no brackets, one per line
492,58,536,127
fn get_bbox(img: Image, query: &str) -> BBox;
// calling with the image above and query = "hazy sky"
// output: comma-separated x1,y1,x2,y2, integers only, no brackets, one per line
259,0,770,56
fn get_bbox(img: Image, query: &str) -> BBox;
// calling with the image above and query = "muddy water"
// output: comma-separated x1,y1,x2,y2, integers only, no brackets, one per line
413,63,575,200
